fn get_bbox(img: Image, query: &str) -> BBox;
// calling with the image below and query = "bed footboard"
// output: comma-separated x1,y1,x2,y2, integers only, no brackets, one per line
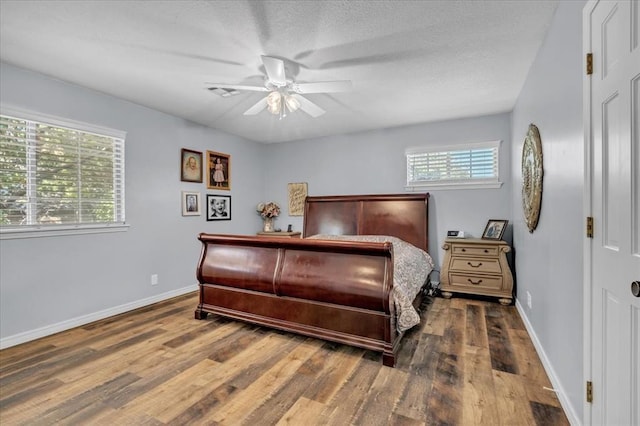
195,234,400,366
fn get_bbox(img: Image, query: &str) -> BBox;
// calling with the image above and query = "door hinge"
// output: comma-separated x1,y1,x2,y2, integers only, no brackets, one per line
586,53,593,75
587,216,594,238
586,380,593,403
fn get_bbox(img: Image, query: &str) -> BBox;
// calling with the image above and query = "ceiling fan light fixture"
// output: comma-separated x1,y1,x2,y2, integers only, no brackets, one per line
267,103,278,114
266,91,281,114
285,95,300,112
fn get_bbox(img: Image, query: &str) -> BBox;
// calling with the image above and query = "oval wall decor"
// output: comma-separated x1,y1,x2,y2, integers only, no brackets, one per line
522,124,543,233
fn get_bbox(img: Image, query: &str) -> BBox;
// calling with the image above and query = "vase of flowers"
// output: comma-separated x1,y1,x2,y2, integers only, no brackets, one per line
256,201,280,232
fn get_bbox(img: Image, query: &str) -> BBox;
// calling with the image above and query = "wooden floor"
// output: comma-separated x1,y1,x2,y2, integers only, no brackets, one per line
0,292,569,425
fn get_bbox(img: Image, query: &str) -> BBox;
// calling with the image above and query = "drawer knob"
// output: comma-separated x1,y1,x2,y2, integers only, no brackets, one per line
484,249,489,253
461,248,466,252
467,262,483,268
468,278,483,285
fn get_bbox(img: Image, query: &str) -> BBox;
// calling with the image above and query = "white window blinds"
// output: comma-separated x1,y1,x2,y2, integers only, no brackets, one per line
406,141,502,189
0,109,125,229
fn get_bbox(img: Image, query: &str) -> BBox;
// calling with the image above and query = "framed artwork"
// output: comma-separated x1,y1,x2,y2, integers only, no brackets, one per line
180,149,203,183
287,182,308,216
206,194,231,221
522,124,543,233
482,219,508,240
181,191,201,216
206,151,231,190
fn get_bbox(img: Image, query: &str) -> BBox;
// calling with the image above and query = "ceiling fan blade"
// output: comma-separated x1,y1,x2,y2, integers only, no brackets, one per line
243,97,268,115
261,56,286,87
292,94,325,118
205,83,268,92
293,80,352,94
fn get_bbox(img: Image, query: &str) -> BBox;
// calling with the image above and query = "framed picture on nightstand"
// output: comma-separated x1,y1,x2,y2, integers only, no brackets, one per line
482,219,508,240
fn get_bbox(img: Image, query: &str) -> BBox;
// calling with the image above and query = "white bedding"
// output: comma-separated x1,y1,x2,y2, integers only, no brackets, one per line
307,234,434,332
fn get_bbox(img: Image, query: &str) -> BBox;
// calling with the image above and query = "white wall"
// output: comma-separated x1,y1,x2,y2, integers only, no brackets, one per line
0,62,267,343
510,1,586,423
262,113,513,269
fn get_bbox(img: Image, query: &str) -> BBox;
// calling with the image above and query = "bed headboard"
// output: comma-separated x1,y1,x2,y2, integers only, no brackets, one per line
303,193,429,252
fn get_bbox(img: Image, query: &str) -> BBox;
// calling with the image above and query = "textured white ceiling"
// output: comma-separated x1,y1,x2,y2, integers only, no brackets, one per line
0,0,558,143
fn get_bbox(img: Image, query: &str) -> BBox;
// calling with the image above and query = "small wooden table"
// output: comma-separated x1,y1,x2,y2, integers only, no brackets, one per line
256,231,301,238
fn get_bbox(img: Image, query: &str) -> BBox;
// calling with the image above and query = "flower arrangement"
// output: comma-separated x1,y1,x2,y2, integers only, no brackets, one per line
256,201,280,218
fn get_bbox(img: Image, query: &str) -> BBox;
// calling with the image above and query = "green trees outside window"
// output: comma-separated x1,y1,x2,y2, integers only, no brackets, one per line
0,113,125,227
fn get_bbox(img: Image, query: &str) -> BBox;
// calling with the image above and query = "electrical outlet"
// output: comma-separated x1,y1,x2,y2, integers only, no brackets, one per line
527,291,532,309
151,274,158,286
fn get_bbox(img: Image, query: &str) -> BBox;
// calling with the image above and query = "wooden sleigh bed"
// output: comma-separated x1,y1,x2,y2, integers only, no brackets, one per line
195,193,432,367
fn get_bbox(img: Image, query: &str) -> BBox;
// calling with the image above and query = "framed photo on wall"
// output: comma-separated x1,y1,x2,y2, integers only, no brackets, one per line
180,149,203,183
482,219,508,240
288,182,308,216
206,151,231,190
181,191,201,216
206,194,231,221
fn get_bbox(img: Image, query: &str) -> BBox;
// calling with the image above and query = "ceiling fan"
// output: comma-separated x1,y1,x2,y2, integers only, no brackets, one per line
206,55,352,119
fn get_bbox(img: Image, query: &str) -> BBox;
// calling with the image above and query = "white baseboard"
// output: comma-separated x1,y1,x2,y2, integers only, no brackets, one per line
0,284,198,350
515,299,581,426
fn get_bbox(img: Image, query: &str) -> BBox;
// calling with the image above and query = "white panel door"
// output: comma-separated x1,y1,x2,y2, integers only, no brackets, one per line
588,0,640,425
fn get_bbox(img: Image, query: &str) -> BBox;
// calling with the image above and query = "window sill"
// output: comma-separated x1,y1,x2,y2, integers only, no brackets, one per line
405,181,503,191
0,223,130,240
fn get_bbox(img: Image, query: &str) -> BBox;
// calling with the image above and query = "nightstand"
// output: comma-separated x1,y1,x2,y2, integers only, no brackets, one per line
256,231,301,238
440,238,513,305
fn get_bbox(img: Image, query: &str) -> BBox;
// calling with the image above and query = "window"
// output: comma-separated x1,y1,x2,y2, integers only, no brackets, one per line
406,140,502,190
0,107,126,236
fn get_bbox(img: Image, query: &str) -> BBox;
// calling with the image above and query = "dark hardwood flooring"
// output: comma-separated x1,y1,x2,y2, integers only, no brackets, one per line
0,292,569,425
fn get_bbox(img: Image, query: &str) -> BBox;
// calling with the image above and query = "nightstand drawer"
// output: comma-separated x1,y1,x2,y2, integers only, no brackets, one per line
452,245,499,257
449,273,503,290
450,258,501,273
